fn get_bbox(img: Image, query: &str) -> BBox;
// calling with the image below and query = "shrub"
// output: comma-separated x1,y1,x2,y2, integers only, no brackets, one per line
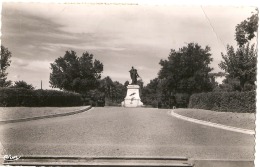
175,93,190,108
11,80,35,90
188,91,256,113
0,88,83,107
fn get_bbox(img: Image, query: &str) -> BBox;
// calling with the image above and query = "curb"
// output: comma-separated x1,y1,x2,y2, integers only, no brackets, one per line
170,110,255,135
2,156,193,167
0,106,92,124
1,156,189,160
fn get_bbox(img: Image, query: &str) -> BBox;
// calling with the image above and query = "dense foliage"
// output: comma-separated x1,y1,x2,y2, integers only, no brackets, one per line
218,12,258,92
100,77,128,106
50,50,103,94
189,91,256,113
0,45,12,87
11,80,35,90
142,78,160,107
0,88,83,107
158,43,214,94
235,12,258,47
142,43,216,108
81,76,128,106
219,44,257,91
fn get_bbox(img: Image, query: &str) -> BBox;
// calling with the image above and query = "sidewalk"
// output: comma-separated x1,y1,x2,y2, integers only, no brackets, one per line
173,108,255,130
0,106,91,124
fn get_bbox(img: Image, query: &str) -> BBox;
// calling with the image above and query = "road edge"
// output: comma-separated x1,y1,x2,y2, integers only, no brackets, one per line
170,110,255,135
0,106,92,124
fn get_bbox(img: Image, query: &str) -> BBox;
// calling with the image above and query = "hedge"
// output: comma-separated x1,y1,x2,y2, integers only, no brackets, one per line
188,91,256,113
0,88,83,107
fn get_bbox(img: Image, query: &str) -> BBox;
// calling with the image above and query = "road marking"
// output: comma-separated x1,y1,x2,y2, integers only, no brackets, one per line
170,110,255,135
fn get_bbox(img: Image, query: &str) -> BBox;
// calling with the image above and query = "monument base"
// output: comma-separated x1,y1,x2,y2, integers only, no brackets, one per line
121,85,143,107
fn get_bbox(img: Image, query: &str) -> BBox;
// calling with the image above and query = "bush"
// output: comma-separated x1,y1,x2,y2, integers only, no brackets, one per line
188,91,256,113
0,88,83,107
175,93,190,108
105,100,121,107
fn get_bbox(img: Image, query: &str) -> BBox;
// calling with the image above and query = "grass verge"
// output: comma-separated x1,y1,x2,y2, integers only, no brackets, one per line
174,108,255,130
0,106,88,121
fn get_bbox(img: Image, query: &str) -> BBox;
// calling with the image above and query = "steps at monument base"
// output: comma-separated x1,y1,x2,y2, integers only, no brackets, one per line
123,99,143,107
3,156,193,166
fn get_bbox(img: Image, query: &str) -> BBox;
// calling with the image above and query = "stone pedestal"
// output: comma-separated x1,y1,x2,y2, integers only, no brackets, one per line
121,85,143,107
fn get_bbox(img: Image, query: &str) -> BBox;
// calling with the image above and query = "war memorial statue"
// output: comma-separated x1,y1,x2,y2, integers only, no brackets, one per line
121,66,143,107
129,66,140,85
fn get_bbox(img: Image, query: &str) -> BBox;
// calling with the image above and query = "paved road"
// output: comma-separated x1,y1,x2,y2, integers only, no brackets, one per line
0,107,254,160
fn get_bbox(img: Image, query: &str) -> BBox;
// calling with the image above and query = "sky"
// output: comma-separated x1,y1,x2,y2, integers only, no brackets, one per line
1,3,257,89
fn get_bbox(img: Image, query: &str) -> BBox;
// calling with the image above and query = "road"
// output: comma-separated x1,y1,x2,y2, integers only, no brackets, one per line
0,107,255,160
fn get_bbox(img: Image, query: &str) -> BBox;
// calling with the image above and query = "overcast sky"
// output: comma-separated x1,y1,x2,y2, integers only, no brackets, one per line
1,3,257,89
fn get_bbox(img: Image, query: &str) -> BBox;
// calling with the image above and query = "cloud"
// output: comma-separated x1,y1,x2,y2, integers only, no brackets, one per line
43,43,126,52
13,75,20,80
2,3,256,88
12,58,29,67
11,57,51,71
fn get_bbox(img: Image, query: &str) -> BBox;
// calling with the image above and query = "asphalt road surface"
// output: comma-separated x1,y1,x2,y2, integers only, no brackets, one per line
0,107,255,161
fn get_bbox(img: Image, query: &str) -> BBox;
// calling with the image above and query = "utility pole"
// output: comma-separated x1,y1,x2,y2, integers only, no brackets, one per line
41,80,42,90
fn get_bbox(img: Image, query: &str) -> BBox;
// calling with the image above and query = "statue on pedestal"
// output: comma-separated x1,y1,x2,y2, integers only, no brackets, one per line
122,66,143,107
129,66,140,85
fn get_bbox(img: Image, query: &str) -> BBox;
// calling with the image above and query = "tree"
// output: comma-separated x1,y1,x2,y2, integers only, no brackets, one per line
158,43,214,94
50,50,103,93
0,45,12,87
111,81,126,103
98,76,126,105
11,80,35,90
136,79,144,97
219,12,258,91
124,81,129,87
235,11,258,47
99,76,113,99
142,78,160,107
214,78,241,92
157,43,214,108
219,44,257,91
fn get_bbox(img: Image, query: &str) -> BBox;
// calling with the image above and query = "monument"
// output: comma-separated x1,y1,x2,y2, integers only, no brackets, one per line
121,67,143,107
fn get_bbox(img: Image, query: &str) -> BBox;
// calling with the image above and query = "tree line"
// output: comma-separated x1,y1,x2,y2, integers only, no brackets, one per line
142,11,258,108
0,11,258,107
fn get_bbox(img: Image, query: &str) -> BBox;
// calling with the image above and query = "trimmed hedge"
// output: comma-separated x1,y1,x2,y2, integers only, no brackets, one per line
0,88,83,107
188,91,256,113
